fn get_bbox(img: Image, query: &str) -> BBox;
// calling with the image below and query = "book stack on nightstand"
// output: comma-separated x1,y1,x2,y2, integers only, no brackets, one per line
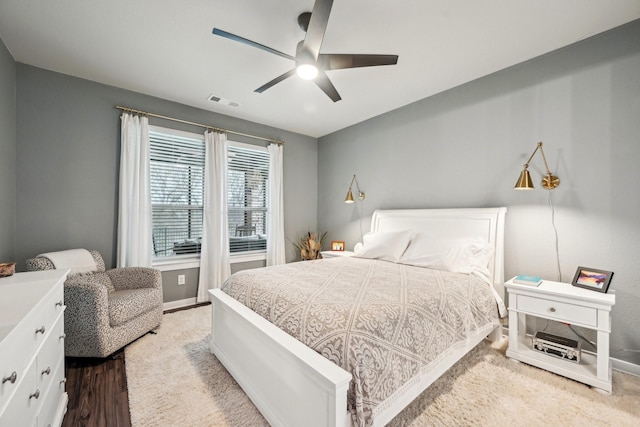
505,276,616,393
512,275,543,286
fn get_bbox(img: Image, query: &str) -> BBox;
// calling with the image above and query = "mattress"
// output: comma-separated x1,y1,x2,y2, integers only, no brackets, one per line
222,256,501,426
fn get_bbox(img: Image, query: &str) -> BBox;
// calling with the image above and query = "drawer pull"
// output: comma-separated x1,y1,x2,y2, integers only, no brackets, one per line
55,300,64,307
60,333,66,340
41,367,51,376
549,307,556,313
60,378,67,385
35,326,46,335
2,371,17,384
29,390,40,400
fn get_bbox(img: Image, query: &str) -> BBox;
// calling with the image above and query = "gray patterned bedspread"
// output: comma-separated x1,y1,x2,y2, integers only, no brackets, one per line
221,257,500,426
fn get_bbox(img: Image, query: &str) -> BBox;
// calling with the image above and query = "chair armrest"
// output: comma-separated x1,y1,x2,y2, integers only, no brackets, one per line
63,274,110,327
26,256,55,271
65,274,111,298
107,267,162,291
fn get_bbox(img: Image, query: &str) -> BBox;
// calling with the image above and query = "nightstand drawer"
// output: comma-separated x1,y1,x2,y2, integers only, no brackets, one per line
516,294,597,326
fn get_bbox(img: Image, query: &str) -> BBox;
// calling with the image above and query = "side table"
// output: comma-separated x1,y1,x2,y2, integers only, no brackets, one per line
505,277,615,393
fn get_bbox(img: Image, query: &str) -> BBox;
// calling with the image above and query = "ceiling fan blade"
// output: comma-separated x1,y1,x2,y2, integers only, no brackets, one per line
301,0,334,60
314,71,341,102
212,28,296,61
318,54,399,70
254,69,297,93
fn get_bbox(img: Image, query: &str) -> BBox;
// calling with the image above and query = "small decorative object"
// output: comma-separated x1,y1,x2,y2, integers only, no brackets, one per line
513,275,543,286
571,266,613,293
331,240,345,251
0,262,16,277
293,232,327,260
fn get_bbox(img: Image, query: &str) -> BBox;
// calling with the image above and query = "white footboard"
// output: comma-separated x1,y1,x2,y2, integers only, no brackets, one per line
209,289,352,427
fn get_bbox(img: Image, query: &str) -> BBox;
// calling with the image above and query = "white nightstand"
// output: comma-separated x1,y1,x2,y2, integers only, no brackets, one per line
505,277,615,393
321,251,355,258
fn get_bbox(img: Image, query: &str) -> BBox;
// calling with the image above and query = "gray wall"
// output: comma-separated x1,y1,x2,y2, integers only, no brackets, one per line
14,65,317,300
162,261,265,303
318,20,640,365
0,37,16,262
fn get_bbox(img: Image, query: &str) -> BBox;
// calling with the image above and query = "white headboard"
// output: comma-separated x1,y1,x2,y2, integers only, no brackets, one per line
370,207,507,297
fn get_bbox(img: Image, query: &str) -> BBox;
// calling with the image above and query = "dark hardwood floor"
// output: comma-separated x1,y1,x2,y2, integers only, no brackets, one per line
62,349,131,427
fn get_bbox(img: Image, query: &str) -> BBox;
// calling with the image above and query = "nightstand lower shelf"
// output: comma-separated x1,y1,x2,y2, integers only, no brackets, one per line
507,334,612,392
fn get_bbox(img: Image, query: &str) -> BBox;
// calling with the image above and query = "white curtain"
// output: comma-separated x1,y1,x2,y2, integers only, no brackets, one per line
117,113,152,267
266,143,286,266
197,130,231,302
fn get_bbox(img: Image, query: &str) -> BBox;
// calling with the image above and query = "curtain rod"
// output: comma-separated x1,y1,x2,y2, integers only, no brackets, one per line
116,106,284,145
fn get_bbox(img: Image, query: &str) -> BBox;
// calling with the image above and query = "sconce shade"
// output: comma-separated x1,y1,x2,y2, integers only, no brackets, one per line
514,168,534,190
345,190,355,203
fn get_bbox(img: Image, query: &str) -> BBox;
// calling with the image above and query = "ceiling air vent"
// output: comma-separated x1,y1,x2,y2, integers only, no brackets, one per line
208,94,241,108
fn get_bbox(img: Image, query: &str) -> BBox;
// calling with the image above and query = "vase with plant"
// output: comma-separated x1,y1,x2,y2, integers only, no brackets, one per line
293,231,327,260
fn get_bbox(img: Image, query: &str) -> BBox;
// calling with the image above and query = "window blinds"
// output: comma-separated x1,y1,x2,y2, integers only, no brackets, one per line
228,144,270,253
150,130,205,257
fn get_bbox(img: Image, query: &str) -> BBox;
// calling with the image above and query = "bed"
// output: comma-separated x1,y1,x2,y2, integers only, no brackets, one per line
209,207,507,426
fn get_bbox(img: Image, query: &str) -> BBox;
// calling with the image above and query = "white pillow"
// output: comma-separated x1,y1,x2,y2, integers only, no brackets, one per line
399,235,494,278
354,230,413,262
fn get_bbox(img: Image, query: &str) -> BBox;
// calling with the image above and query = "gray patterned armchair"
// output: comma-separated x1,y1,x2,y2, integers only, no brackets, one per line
26,250,163,358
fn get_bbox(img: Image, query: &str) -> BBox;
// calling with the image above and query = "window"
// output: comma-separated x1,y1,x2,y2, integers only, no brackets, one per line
149,127,270,261
228,143,270,254
150,128,205,258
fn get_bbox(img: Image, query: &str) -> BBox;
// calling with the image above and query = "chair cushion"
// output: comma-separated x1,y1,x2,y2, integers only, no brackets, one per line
108,288,161,327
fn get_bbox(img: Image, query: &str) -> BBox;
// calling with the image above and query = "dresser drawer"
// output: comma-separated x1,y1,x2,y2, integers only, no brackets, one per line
36,357,66,427
516,294,597,326
37,314,65,394
0,359,39,427
0,330,31,409
33,284,65,347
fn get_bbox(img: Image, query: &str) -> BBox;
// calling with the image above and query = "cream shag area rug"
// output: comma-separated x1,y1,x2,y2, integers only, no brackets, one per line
126,306,640,426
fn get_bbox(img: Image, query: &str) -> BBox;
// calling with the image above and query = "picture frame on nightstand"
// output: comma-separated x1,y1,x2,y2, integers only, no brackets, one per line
330,240,345,251
571,266,613,293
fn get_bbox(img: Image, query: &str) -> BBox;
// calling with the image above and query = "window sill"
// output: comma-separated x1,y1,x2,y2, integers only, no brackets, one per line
230,251,267,264
153,251,266,272
153,258,200,272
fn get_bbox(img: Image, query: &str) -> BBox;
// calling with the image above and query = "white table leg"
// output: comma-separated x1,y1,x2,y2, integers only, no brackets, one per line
596,329,610,382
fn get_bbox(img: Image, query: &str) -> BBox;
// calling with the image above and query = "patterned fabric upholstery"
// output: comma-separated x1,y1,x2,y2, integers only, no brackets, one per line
26,250,163,358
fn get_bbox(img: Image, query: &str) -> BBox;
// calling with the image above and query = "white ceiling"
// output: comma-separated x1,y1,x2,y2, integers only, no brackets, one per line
1,1,639,138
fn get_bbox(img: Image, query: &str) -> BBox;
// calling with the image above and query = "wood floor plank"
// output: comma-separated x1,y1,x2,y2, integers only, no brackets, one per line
62,350,130,427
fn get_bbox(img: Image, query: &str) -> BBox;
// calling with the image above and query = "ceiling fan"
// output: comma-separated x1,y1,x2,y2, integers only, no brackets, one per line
212,0,398,102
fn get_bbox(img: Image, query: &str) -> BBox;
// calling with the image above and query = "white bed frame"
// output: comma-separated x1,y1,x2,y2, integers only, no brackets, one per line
209,207,507,427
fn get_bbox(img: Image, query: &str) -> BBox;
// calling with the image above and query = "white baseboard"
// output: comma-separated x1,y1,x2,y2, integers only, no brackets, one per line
612,357,640,377
163,297,197,311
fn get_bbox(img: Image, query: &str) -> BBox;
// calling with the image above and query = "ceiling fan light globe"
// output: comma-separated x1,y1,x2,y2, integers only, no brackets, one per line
296,64,318,80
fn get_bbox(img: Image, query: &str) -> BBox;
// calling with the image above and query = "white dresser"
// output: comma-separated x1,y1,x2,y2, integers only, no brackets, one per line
0,269,69,427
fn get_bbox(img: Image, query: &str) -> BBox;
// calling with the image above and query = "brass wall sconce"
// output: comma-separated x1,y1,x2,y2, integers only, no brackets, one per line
345,174,365,203
515,142,560,190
